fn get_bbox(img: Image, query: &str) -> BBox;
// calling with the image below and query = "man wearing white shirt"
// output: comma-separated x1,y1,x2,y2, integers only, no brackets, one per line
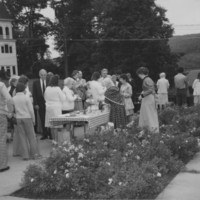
99,68,114,89
32,69,50,140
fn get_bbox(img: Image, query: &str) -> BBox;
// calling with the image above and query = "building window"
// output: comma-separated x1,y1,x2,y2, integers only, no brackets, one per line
1,46,4,53
5,45,9,53
6,66,11,77
0,27,3,39
5,27,9,36
0,27,3,35
12,66,16,75
9,46,12,53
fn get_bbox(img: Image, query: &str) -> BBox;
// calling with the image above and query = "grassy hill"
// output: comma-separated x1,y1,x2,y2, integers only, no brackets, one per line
169,34,200,71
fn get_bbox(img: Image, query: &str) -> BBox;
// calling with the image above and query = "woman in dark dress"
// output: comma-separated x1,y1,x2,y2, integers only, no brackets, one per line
104,86,126,128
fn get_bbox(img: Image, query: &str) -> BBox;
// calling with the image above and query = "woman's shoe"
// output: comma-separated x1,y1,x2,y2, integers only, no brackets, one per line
0,166,10,172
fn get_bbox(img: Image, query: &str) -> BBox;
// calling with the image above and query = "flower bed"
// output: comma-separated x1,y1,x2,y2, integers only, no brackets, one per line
13,106,200,199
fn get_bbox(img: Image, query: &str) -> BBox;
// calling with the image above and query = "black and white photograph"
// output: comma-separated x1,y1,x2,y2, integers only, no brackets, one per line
0,0,200,199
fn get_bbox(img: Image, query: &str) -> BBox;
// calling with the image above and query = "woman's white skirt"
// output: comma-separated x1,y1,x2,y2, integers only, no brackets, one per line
139,94,159,133
158,93,168,105
45,104,62,128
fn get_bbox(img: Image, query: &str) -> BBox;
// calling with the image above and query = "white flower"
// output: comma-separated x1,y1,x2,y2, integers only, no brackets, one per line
30,178,34,183
108,122,114,127
63,147,68,152
66,173,70,178
69,144,75,150
119,182,122,186
108,178,113,185
138,130,144,138
127,143,132,147
54,170,57,174
106,162,111,166
185,140,188,143
122,157,127,162
52,140,58,145
157,172,162,177
78,153,84,159
84,138,90,143
160,140,164,144
104,141,108,146
63,141,69,145
136,155,140,160
65,169,69,173
70,158,75,163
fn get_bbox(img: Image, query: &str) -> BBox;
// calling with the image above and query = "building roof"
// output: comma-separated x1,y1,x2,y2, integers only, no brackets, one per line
0,2,12,20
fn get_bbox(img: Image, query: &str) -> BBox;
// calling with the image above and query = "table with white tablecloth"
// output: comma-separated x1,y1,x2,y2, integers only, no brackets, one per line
49,111,110,142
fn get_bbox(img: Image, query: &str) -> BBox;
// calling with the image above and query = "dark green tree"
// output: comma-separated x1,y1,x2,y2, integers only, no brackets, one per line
52,0,178,81
51,0,95,78
91,0,178,81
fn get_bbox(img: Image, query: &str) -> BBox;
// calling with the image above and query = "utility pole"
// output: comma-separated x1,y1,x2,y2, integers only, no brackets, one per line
63,16,68,77
53,0,69,77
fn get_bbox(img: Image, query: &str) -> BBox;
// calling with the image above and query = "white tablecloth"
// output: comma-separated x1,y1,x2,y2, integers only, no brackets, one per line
49,111,110,129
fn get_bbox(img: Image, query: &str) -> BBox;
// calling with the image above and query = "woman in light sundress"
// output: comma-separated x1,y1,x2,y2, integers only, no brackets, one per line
192,72,200,105
119,74,134,123
137,67,159,133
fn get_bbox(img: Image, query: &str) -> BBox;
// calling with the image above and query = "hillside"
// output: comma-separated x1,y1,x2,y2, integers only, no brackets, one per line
169,34,200,71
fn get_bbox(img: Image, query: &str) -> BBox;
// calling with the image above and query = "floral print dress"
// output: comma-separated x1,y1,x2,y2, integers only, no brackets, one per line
120,83,134,116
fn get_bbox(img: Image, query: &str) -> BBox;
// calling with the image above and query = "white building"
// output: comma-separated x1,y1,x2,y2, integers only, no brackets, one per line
0,2,18,76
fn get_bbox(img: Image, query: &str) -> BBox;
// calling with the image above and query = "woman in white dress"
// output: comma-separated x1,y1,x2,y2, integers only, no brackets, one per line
62,77,78,114
137,67,159,133
192,72,200,105
44,75,65,140
88,72,106,105
156,72,170,109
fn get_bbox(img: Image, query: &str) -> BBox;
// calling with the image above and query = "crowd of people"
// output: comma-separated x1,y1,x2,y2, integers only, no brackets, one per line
1,66,200,173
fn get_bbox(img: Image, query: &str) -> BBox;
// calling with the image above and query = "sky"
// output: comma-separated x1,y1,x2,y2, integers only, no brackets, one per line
156,0,200,35
42,0,200,58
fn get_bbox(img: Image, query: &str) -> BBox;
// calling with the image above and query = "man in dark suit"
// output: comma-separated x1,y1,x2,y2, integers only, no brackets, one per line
32,69,50,140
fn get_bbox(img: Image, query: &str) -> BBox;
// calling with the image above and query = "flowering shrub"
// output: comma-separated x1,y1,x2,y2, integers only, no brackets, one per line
159,106,200,163
20,106,200,199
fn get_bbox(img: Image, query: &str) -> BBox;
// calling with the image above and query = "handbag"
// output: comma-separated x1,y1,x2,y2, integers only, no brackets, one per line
10,116,17,125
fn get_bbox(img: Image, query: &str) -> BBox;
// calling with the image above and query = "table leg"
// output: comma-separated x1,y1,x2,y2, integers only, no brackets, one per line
70,122,75,141
84,123,89,137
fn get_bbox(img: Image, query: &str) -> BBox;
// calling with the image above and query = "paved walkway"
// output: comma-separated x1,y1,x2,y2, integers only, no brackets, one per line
157,152,200,200
0,137,52,199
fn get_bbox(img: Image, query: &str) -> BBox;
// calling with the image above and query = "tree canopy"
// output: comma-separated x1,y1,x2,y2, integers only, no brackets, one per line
52,0,178,81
